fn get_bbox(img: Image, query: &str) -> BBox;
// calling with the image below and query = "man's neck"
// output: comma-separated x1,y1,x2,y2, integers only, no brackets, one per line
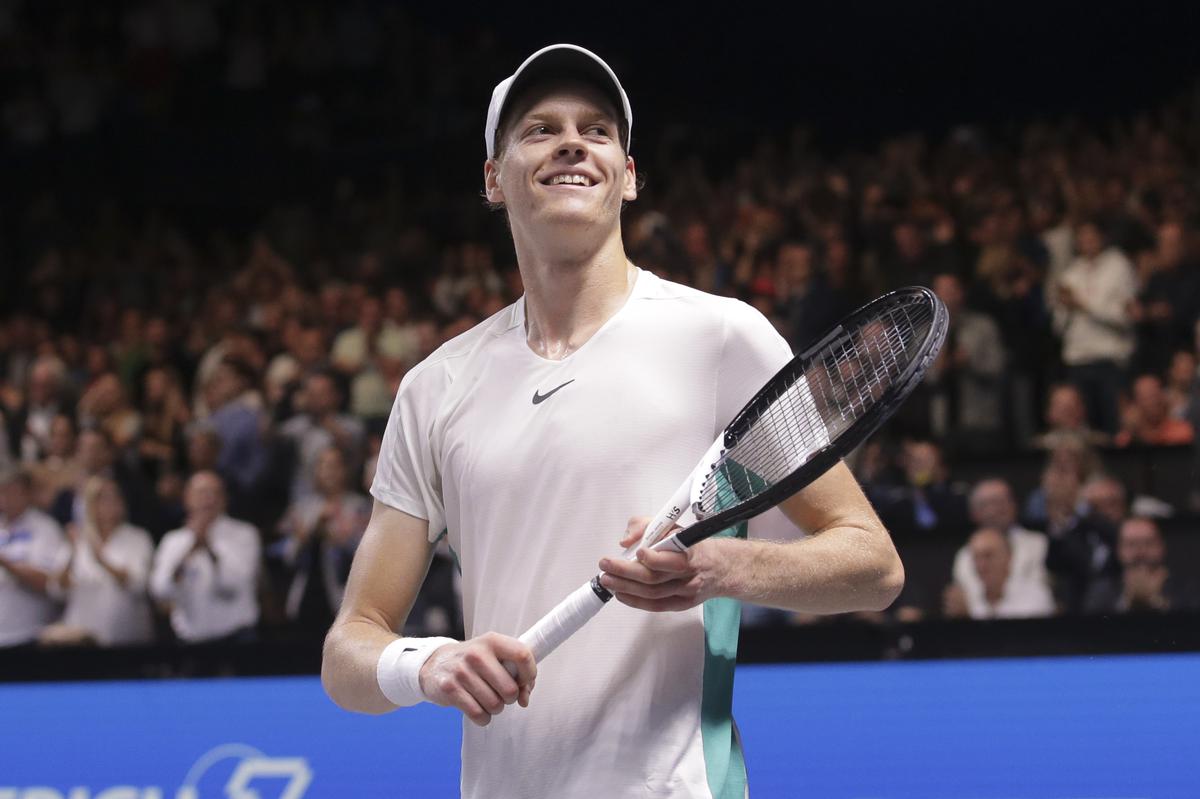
514,228,636,361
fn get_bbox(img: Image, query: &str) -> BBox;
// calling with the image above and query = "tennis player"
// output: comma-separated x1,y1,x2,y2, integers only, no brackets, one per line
322,44,903,798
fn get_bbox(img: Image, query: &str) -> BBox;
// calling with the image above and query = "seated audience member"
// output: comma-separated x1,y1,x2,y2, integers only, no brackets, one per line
29,413,79,510
51,427,155,534
1115,373,1194,446
952,479,1050,610
276,446,368,635
149,471,260,643
0,468,66,646
1081,474,1128,528
944,527,1056,619
203,357,268,495
280,370,365,501
41,477,154,646
1032,383,1111,450
1040,462,1120,613
876,440,969,538
10,355,71,463
1022,440,1101,530
76,371,142,452
1164,350,1196,420
1084,517,1197,613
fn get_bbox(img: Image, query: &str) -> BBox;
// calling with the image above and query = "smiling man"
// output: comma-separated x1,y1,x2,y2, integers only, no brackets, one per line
322,44,901,798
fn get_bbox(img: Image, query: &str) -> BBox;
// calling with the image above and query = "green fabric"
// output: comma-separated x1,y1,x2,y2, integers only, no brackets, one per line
701,522,748,799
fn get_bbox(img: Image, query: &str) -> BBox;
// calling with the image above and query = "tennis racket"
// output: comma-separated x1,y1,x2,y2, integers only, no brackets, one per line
514,286,948,667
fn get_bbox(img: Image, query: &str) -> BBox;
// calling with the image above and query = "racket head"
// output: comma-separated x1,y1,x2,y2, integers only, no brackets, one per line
675,286,948,548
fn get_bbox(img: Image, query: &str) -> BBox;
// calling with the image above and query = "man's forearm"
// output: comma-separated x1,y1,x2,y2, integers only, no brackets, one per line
0,559,53,595
705,526,903,614
322,616,402,715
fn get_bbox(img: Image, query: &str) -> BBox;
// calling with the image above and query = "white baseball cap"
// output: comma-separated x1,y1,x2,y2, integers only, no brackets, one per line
484,43,633,160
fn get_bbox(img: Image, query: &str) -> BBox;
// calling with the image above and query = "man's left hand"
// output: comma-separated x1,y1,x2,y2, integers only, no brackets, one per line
597,517,721,612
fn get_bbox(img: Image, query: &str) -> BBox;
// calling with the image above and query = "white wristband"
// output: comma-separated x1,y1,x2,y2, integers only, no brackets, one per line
376,636,457,707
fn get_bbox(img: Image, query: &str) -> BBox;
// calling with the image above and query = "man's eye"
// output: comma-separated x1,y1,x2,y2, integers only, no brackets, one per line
528,125,551,136
588,126,610,137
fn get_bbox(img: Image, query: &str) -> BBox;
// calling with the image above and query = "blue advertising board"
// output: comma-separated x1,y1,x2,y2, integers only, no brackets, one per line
1,653,1197,798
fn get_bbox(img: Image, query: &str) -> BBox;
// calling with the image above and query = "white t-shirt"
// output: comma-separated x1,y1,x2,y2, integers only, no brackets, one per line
149,515,261,642
372,269,795,799
57,523,155,646
0,508,66,646
952,525,1051,613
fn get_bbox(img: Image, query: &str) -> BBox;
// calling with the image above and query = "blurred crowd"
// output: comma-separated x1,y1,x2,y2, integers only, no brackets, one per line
1,1,1199,649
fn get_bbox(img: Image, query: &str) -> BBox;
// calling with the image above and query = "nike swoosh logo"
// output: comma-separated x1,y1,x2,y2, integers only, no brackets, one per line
532,379,575,405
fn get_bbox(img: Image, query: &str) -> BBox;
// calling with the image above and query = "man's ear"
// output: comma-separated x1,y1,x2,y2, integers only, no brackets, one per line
623,156,637,202
484,159,505,204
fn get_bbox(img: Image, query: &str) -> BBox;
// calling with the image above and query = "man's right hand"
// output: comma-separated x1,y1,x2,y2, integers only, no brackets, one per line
418,633,536,727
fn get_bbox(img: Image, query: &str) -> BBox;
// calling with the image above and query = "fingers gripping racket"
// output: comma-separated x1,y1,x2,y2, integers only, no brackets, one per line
515,286,949,666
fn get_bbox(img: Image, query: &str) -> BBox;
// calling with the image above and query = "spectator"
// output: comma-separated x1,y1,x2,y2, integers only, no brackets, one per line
778,240,837,351
1032,383,1112,450
1052,218,1136,434
1114,374,1194,446
276,446,368,636
875,440,969,538
149,471,261,643
1081,474,1128,528
280,370,364,501
927,272,1006,449
9,355,71,463
77,372,142,452
944,527,1056,619
1165,350,1197,420
1084,517,1197,613
28,413,80,510
51,428,155,534
41,476,154,646
1131,223,1200,372
330,294,417,375
204,357,269,493
952,478,1050,611
137,365,191,480
0,468,66,646
1040,461,1120,613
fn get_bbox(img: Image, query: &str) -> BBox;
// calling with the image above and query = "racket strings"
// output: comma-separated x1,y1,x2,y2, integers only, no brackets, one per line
697,299,934,516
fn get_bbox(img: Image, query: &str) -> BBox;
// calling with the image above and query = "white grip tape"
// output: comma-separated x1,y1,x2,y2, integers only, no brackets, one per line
518,580,607,663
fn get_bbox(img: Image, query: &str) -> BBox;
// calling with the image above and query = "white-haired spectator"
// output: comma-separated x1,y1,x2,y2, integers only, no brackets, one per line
41,476,154,646
952,478,1050,611
150,471,260,642
945,527,1055,619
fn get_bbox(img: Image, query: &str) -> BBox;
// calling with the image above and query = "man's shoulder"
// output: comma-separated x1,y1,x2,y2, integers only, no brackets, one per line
213,516,260,549
23,508,63,538
401,303,521,394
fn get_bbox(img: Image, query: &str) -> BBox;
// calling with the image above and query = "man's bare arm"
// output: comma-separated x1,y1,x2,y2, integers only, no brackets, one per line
600,462,904,614
322,500,537,724
322,500,437,714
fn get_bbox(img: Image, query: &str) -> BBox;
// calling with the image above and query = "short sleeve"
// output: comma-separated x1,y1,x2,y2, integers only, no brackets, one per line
714,299,793,434
715,301,802,541
370,362,448,542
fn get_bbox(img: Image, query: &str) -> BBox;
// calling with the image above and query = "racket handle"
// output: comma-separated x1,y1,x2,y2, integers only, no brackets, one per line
514,576,610,667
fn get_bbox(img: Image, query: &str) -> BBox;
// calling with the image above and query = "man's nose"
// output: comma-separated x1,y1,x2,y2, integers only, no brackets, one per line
556,130,586,158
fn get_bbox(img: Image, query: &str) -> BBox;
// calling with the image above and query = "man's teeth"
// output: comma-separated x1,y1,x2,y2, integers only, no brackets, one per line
548,174,593,186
